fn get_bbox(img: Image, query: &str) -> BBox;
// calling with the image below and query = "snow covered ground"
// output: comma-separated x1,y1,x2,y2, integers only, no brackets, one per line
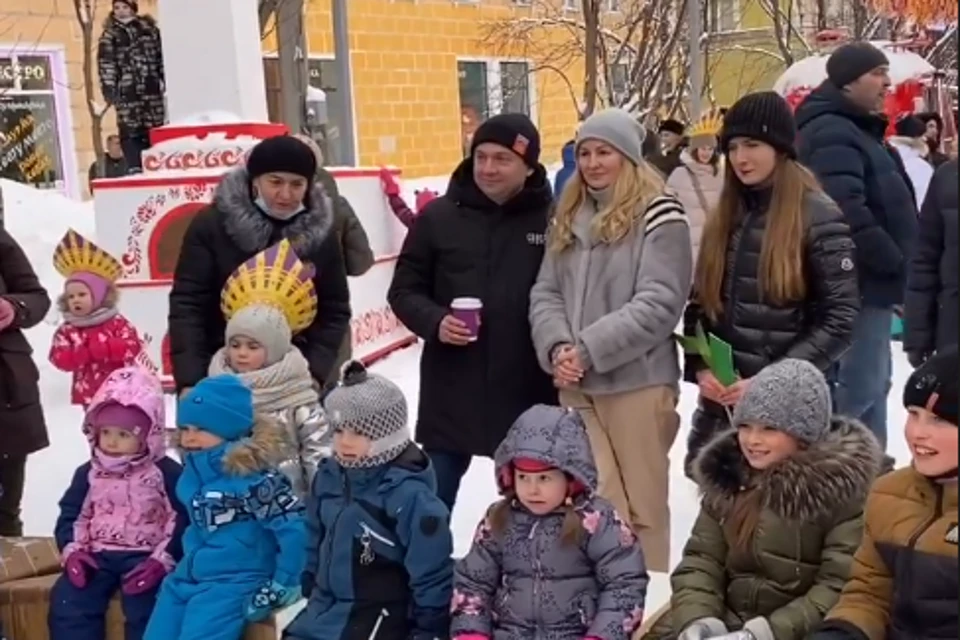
4,176,914,615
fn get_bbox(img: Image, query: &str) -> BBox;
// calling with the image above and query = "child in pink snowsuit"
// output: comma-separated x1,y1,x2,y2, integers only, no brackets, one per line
49,232,144,407
49,366,187,640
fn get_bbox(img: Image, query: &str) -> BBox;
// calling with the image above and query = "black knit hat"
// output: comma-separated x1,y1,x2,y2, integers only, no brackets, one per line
658,119,686,136
720,91,797,159
471,113,541,167
826,42,889,89
246,136,318,181
904,346,958,426
895,115,926,138
916,111,944,131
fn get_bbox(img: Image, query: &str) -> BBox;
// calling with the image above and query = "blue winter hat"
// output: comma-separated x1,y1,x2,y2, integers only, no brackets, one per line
177,374,254,441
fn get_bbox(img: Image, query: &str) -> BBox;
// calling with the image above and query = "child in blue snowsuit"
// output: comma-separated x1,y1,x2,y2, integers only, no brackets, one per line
144,374,307,640
284,361,454,640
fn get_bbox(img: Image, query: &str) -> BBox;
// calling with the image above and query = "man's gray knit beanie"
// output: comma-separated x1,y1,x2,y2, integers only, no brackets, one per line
325,361,410,468
576,108,646,166
732,358,832,443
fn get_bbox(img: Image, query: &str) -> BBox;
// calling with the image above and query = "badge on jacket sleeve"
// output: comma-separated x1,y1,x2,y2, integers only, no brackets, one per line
840,257,854,272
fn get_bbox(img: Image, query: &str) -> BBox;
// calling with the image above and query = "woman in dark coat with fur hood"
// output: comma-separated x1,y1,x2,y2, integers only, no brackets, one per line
168,136,351,394
644,359,881,640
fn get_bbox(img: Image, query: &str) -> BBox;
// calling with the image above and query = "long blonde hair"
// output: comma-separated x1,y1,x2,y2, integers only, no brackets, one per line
693,158,823,320
548,158,665,253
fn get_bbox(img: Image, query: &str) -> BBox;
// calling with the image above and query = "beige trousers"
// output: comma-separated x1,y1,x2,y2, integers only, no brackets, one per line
561,385,680,573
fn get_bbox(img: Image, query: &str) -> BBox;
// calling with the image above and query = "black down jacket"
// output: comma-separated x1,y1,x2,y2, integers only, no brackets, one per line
796,83,918,308
904,159,958,357
387,160,557,458
683,187,860,405
168,168,351,390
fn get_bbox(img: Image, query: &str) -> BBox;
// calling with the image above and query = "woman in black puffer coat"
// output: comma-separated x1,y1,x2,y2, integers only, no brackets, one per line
682,92,860,478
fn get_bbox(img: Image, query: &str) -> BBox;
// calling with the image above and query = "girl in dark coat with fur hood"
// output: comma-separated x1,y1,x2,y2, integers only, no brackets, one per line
168,136,351,394
644,359,882,640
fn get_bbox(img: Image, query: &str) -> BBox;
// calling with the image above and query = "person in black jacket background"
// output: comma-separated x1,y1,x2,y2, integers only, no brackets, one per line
904,159,959,367
796,42,918,452
683,92,859,477
387,113,556,512
168,136,351,394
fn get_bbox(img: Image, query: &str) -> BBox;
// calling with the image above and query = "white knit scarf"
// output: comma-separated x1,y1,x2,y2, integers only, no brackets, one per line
208,347,318,413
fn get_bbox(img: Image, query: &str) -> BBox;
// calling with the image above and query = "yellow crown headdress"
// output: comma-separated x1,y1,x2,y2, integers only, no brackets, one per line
220,239,317,334
689,107,725,140
52,229,123,283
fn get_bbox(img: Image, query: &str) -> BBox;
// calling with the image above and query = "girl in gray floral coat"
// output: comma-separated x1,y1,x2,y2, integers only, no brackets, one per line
451,404,648,640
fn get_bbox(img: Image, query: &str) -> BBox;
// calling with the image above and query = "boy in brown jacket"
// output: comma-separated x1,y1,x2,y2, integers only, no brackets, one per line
810,346,958,640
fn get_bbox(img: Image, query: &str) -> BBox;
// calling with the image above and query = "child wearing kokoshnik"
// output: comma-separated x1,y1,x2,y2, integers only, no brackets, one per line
284,361,454,640
644,359,882,640
810,346,959,640
451,404,648,640
49,229,144,408
209,239,330,498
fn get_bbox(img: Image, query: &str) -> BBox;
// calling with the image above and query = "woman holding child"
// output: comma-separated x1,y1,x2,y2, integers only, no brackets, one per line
529,108,692,573
168,135,351,394
682,91,860,478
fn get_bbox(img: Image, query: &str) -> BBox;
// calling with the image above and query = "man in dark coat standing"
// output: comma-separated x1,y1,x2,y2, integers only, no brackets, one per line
0,228,51,536
796,42,918,452
98,0,165,170
387,113,557,512
904,159,959,366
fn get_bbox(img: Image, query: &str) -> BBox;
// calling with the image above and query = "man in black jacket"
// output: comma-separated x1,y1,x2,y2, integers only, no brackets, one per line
387,113,556,512
904,159,959,366
796,42,918,451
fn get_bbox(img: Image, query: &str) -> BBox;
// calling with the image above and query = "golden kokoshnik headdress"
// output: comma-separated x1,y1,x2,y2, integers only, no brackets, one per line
688,107,724,145
52,229,123,283
220,239,318,334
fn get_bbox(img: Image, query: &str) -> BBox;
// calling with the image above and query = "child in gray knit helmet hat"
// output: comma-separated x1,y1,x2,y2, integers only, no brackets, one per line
286,360,454,640
647,358,882,640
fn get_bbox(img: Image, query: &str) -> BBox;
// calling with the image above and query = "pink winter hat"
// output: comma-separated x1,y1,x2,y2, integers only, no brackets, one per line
67,271,111,308
88,401,151,441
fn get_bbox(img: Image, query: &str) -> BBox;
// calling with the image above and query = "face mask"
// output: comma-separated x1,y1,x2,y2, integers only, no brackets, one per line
254,196,306,221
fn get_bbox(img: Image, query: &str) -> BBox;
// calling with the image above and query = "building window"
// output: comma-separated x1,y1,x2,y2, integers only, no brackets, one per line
458,60,489,157
0,53,68,190
608,0,622,11
708,0,740,32
262,57,348,166
500,61,530,116
564,0,579,10
610,62,629,106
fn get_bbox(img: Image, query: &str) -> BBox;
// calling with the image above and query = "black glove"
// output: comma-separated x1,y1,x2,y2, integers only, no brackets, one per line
907,350,932,369
300,571,314,599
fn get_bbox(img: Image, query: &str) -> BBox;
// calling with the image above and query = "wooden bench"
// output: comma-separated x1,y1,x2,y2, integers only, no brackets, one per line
0,573,279,640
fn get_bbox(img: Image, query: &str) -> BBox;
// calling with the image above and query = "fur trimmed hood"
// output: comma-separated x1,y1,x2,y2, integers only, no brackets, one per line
890,136,930,158
170,414,288,476
213,167,334,259
694,416,882,522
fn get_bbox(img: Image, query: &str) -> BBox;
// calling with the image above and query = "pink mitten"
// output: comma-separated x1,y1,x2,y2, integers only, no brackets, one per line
88,338,109,360
73,344,91,366
454,635,491,640
0,297,15,331
121,558,168,595
379,167,400,196
107,338,129,362
64,551,99,589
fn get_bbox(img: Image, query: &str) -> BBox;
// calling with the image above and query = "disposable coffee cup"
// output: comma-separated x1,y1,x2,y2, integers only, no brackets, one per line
450,297,482,342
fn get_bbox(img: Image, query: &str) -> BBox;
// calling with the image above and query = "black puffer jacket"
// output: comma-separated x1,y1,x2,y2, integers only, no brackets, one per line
683,188,860,403
168,168,351,390
904,159,959,356
387,160,556,457
796,83,918,307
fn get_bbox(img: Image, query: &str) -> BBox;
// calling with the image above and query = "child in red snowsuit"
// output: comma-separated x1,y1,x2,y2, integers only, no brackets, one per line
48,230,143,407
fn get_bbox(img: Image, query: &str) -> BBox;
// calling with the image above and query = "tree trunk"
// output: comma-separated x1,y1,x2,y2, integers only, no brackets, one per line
276,0,307,133
581,0,600,117
74,0,106,183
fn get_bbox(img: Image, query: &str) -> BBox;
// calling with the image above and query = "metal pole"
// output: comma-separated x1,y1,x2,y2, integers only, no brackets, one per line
332,0,357,165
688,0,703,118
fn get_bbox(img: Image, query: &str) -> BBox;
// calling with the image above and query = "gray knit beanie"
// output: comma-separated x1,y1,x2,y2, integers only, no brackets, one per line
576,108,646,166
732,359,832,443
225,304,291,367
325,361,410,468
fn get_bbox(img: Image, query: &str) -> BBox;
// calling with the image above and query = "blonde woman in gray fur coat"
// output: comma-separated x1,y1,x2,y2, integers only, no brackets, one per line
529,108,692,573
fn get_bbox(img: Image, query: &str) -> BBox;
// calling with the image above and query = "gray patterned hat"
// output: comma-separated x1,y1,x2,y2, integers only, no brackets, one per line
325,361,410,468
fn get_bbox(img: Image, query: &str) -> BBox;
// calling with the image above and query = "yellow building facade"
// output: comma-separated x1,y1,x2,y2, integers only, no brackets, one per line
296,0,586,177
